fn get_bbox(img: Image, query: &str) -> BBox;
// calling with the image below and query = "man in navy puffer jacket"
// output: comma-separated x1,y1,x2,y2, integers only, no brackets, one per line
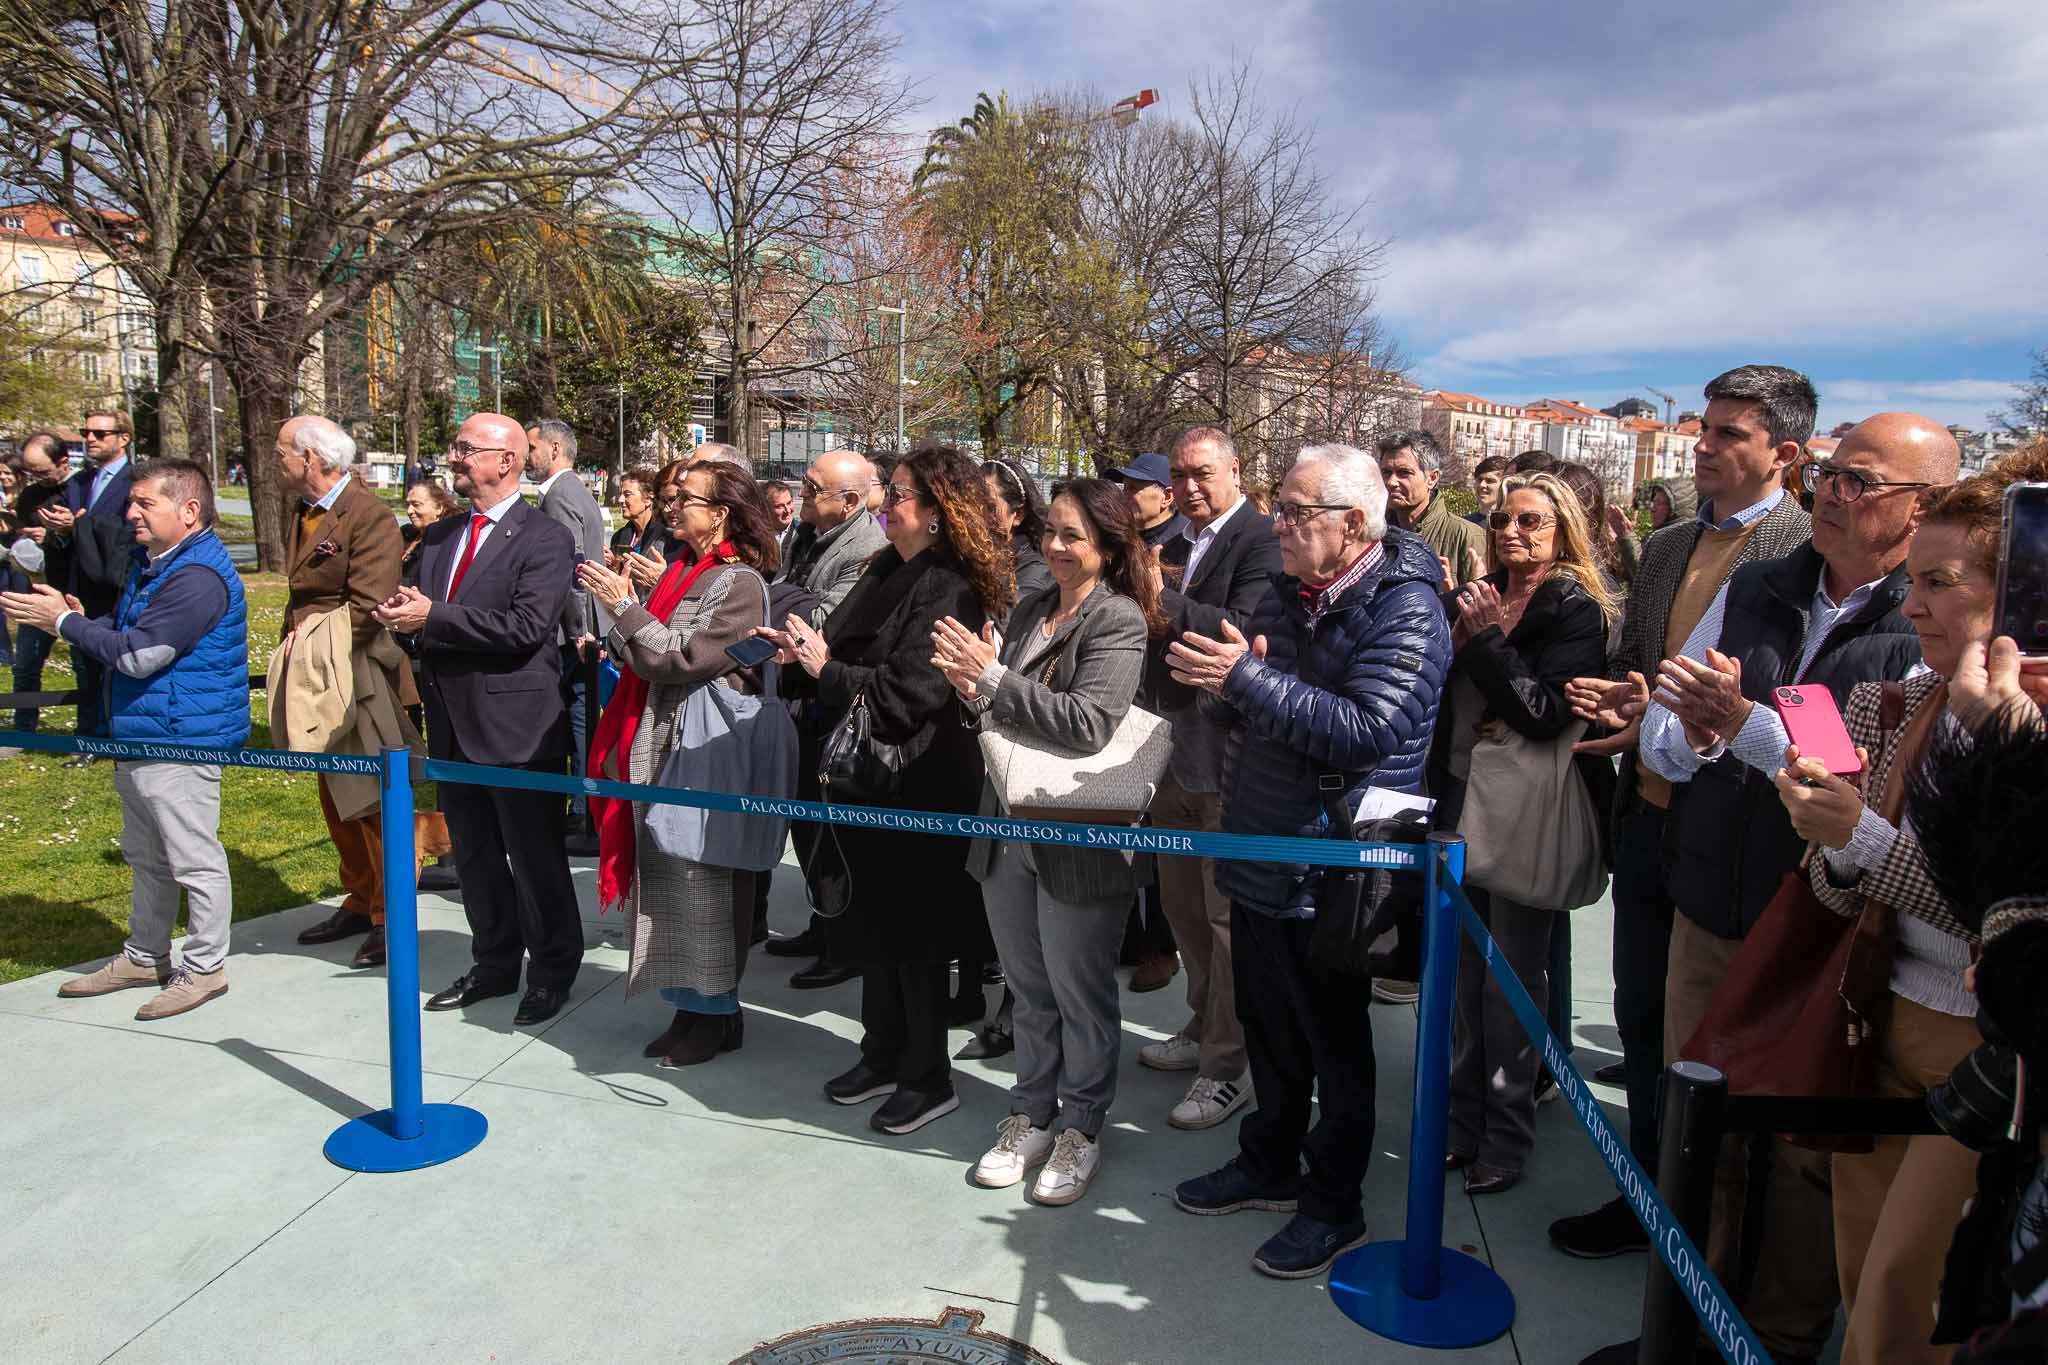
1163,443,1451,1280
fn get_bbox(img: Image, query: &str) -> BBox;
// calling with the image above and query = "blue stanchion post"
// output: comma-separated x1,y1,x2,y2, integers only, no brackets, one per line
1329,832,1515,1348
324,747,488,1172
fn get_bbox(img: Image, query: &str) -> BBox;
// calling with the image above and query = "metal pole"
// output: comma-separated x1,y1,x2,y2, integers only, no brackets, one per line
1400,832,1465,1299
1639,1061,1728,1365
896,298,906,453
379,747,424,1140
206,367,220,485
617,380,626,482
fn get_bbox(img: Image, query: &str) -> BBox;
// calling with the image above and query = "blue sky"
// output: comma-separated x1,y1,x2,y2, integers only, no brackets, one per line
890,0,2047,432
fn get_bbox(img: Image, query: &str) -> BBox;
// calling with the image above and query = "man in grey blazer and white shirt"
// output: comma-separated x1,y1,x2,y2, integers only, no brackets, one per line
527,419,608,829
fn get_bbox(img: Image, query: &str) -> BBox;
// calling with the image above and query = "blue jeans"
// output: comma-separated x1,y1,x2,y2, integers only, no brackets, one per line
12,625,54,731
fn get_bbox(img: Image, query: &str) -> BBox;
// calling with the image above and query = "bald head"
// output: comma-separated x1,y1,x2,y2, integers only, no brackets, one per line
275,413,356,499
1837,411,1961,486
449,412,527,507
801,449,873,530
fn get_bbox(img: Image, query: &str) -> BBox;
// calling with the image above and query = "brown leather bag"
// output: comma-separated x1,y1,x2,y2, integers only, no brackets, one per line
1678,682,1919,1154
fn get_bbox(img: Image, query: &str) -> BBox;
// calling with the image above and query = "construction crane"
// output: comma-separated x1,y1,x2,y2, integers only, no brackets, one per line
1646,386,1677,425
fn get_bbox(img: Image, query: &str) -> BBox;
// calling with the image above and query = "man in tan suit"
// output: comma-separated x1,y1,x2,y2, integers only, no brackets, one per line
277,415,408,968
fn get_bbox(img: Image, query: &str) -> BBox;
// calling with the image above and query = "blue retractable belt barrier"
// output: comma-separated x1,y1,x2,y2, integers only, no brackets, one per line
1448,880,1770,1365
1,728,382,775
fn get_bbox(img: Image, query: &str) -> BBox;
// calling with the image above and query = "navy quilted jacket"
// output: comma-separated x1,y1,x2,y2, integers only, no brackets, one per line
1212,527,1453,916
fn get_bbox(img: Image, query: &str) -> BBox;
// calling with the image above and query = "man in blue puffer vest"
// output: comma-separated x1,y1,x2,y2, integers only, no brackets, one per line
1161,442,1451,1280
2,458,248,1020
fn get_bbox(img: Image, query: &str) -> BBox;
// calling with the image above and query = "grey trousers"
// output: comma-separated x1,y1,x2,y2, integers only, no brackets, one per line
978,840,1126,1137
1449,887,1554,1172
1150,773,1246,1080
114,760,232,974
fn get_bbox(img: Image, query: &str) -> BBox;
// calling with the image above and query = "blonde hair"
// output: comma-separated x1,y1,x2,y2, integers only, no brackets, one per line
1496,473,1621,623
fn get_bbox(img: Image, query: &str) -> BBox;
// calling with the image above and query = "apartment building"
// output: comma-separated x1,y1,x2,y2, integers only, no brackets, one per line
0,204,156,415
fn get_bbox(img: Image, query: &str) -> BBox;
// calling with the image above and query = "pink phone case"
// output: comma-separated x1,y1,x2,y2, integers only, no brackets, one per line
1774,685,1862,776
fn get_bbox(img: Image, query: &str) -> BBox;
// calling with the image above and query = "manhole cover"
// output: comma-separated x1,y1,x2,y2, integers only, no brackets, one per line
733,1306,1058,1364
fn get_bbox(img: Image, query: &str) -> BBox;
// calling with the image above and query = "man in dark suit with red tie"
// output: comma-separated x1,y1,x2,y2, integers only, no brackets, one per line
374,413,583,1026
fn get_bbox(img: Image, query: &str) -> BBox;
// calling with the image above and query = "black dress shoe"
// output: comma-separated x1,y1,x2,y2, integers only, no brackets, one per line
764,927,822,958
955,1025,1014,1060
1463,1163,1520,1196
657,1012,743,1068
513,985,569,1026
298,907,374,946
824,1060,895,1105
424,973,519,1012
1549,1196,1649,1259
870,1084,959,1135
350,925,386,968
643,1010,696,1058
1593,1060,1627,1085
1444,1148,1478,1172
790,959,858,990
417,860,461,893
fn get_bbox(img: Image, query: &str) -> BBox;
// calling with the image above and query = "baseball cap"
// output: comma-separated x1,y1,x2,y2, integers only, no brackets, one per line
1109,452,1170,487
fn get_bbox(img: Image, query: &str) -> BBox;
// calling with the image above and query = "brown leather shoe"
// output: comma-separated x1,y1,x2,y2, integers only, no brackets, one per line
1130,951,1180,993
657,1012,743,1068
350,925,386,969
58,956,168,997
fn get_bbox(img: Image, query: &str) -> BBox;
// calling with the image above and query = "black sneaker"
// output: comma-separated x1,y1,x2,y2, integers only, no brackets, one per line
823,1060,894,1105
1549,1196,1650,1259
1172,1157,1300,1216
1250,1212,1370,1279
870,1084,959,1135
765,927,822,959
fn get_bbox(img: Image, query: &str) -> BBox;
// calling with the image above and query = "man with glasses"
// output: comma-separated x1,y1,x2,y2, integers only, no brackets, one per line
1164,443,1450,1278
1137,426,1283,1132
373,413,583,1028
39,408,136,753
1581,407,1958,1365
764,447,885,984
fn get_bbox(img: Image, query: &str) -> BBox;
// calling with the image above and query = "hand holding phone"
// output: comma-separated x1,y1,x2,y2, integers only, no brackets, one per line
1995,481,2048,658
724,635,780,670
1773,685,1861,777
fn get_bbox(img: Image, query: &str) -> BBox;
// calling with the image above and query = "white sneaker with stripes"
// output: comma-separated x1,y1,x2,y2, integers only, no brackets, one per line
1169,1073,1252,1130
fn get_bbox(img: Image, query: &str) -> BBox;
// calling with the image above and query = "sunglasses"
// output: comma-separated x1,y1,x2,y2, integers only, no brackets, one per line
83,428,122,438
1489,510,1556,534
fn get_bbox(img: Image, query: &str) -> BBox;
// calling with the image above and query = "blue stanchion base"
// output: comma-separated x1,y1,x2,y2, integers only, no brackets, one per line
1328,1241,1515,1348
324,1103,488,1173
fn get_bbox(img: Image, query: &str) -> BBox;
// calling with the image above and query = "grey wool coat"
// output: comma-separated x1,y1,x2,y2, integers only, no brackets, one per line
964,584,1151,905
604,560,769,998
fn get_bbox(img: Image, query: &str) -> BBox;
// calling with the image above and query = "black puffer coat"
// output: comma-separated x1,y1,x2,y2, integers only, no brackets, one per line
1212,528,1453,916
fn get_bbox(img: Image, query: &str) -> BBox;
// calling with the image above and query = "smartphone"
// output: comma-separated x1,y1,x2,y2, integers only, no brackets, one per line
1774,685,1861,777
724,635,780,670
1995,482,2048,657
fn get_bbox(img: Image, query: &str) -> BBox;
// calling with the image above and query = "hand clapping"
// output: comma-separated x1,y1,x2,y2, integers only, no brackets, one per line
372,585,432,633
930,616,997,698
1165,619,1265,695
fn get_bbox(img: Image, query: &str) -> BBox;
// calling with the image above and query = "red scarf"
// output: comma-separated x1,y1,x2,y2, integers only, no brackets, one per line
589,542,737,912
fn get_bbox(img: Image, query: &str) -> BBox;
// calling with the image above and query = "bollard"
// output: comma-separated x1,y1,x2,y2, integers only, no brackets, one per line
1638,1062,1728,1365
323,747,489,1172
1329,833,1515,1348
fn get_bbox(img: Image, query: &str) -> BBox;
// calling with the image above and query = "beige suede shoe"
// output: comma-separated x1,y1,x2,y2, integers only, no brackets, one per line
134,967,229,1021
57,956,168,998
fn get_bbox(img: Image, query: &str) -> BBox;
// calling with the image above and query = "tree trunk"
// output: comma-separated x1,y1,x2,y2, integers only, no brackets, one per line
232,364,295,572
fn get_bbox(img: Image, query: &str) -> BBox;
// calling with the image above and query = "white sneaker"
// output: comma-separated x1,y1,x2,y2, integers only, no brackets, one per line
1138,1031,1200,1072
1371,978,1420,1006
973,1114,1055,1188
1170,1073,1252,1130
1030,1129,1101,1206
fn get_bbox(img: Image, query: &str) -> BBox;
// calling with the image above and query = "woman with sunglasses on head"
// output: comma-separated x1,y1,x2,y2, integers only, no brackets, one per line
575,460,782,1068
758,445,1016,1135
1429,473,1619,1196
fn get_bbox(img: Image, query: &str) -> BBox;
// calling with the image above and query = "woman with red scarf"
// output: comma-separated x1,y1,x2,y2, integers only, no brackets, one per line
576,460,782,1068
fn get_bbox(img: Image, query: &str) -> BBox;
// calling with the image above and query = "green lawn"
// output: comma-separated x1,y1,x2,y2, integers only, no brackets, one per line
0,573,355,984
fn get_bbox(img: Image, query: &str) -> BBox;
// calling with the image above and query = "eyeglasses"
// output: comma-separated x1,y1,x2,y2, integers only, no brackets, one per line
800,478,857,499
881,483,922,508
1272,501,1349,528
1805,461,1931,504
446,441,511,460
1489,510,1556,534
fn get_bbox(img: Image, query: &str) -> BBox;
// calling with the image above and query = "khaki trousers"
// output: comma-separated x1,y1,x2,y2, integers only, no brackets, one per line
1835,995,1983,1365
1664,912,1841,1358
320,775,385,926
1150,773,1245,1081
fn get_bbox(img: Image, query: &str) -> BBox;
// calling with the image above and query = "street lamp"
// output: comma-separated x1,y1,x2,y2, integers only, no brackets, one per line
873,301,907,453
473,342,502,413
204,365,223,484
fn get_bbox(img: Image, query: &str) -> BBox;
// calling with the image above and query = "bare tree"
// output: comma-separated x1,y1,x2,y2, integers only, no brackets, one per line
633,0,916,456
0,0,717,568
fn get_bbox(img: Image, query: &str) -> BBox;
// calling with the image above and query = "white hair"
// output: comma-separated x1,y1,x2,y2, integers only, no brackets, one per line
690,442,752,473
1290,443,1388,543
291,417,356,473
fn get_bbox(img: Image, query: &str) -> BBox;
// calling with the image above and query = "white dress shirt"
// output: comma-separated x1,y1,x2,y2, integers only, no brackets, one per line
1181,493,1249,585
443,490,522,598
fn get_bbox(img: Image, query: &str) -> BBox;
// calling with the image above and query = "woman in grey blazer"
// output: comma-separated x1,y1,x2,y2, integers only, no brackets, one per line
932,478,1164,1207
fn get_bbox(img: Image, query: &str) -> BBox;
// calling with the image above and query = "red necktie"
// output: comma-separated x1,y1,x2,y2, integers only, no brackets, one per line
446,512,490,599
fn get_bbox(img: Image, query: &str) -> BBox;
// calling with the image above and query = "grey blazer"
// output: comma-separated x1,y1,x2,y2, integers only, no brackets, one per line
794,510,887,627
964,584,1150,905
539,470,610,641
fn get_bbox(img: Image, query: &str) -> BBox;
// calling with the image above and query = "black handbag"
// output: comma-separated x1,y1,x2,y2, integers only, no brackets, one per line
815,689,932,806
1308,773,1431,981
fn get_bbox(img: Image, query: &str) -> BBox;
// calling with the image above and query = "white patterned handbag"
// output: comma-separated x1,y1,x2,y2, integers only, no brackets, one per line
977,649,1174,821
